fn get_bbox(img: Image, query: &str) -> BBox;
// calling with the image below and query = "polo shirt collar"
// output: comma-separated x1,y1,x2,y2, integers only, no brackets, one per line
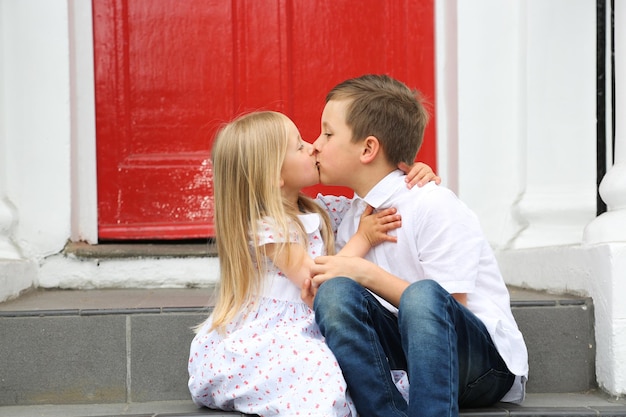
354,169,404,209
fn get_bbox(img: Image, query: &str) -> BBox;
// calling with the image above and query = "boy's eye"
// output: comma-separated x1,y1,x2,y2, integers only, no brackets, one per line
324,133,332,138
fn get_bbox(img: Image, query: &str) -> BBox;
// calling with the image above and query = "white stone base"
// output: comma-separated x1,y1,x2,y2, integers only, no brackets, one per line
0,259,37,302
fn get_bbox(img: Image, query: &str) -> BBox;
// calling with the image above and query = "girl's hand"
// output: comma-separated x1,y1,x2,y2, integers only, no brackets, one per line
301,278,316,309
356,205,401,247
398,161,441,189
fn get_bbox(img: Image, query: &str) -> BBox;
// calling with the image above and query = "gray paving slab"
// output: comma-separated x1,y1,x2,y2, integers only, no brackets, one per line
129,314,203,402
512,300,595,393
0,315,127,405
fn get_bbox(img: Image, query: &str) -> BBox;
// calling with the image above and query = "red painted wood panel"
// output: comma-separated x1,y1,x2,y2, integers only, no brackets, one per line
93,0,435,240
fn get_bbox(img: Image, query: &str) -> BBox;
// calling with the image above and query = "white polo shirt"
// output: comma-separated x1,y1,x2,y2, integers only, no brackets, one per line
328,170,528,403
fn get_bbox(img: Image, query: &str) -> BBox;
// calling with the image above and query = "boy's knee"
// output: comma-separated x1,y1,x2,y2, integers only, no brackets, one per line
399,279,447,316
314,277,362,331
314,277,356,311
401,278,442,301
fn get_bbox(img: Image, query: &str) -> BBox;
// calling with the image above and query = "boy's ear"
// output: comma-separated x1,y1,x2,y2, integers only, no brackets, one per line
360,136,380,164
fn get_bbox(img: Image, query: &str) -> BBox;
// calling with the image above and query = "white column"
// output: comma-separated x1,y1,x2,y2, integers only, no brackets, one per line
582,0,626,396
511,0,597,249
584,1,626,243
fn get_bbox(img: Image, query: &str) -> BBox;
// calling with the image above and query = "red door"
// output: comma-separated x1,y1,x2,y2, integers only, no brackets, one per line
93,0,436,240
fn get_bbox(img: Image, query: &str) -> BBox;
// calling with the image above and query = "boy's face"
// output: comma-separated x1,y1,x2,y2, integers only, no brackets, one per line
313,99,361,187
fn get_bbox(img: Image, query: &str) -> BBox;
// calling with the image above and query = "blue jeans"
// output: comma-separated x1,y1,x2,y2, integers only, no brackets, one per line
314,278,515,417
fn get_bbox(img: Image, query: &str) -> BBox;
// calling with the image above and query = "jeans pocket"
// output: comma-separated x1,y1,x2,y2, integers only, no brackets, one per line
458,368,515,408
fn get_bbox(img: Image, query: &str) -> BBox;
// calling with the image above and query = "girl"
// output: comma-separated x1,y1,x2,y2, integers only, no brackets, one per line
188,111,436,416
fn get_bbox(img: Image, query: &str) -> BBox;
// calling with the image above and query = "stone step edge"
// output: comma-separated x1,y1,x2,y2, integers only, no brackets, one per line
0,298,590,318
0,285,590,315
2,392,626,417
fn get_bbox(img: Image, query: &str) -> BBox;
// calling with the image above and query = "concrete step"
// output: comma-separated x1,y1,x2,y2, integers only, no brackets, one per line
3,392,626,417
0,286,596,409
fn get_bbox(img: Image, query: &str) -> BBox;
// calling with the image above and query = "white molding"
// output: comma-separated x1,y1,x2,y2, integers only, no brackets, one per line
68,0,98,244
513,185,597,249
434,0,458,193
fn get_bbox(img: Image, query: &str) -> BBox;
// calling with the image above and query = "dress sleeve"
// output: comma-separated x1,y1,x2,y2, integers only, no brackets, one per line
254,217,302,247
314,194,353,233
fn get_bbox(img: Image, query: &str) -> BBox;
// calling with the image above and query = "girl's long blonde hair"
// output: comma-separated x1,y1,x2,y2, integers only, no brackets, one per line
200,111,335,333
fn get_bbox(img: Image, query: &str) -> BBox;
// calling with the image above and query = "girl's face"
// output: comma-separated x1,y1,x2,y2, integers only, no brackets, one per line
280,120,319,198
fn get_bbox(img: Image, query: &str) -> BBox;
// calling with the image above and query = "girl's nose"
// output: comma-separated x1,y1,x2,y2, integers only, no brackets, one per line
312,135,324,152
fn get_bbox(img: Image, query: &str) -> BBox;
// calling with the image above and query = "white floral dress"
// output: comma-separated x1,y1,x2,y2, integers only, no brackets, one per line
188,207,357,416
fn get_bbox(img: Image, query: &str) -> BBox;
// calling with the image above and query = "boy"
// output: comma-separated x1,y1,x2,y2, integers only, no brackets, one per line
306,75,528,417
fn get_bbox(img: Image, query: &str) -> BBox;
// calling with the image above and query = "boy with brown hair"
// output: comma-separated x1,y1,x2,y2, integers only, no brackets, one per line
306,74,528,417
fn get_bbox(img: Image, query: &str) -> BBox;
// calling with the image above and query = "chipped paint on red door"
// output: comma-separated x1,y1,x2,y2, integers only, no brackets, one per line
93,0,435,240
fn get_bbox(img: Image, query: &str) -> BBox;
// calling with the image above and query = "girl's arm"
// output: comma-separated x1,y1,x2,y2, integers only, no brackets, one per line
398,161,441,188
264,242,315,290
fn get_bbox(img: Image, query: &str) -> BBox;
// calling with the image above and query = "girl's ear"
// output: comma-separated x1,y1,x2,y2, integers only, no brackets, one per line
360,136,380,164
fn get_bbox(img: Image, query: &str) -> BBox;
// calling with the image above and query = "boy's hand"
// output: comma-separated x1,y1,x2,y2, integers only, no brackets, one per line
398,161,441,188
356,205,401,246
311,256,373,288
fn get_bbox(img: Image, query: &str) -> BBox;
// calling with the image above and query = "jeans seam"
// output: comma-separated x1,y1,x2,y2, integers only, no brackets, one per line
360,285,407,417
445,296,456,417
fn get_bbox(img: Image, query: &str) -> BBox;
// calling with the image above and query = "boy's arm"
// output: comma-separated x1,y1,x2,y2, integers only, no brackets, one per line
310,256,467,307
310,256,409,307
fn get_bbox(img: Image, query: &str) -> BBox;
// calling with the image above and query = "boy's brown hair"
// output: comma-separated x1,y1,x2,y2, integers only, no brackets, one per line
326,74,429,166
